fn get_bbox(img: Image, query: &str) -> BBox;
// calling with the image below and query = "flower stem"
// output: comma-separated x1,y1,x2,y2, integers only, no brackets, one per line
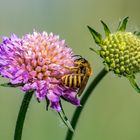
14,91,34,140
65,68,108,140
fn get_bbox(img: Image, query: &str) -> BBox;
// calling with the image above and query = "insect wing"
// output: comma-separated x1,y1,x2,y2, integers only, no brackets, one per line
77,75,89,97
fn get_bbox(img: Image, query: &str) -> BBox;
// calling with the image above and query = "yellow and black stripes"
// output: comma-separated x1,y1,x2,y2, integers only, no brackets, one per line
61,74,84,88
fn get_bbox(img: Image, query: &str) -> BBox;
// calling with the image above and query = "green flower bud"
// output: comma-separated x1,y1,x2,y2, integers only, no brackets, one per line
88,17,140,93
100,31,140,76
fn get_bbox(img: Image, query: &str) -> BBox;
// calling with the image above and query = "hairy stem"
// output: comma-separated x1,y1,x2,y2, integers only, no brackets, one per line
14,91,34,140
65,68,108,140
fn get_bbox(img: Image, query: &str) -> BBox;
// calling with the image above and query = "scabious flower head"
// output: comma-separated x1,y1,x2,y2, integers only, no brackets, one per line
88,17,140,92
101,31,140,76
0,31,80,111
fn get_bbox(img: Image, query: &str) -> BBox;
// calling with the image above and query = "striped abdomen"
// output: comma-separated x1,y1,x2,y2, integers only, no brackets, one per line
61,74,84,88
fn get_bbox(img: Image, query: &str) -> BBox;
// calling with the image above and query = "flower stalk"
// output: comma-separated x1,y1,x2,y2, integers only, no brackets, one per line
14,91,34,140
65,68,108,140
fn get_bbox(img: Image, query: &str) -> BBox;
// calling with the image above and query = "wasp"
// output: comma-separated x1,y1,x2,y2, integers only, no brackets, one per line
61,56,92,96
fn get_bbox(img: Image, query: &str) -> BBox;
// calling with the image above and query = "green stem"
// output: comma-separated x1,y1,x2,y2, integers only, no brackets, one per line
14,91,34,140
65,68,108,140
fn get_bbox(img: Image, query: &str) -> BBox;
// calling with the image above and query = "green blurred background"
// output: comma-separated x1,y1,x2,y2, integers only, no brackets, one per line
0,0,140,140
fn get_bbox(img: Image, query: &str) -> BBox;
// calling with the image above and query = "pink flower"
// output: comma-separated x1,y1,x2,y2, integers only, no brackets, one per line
0,32,80,111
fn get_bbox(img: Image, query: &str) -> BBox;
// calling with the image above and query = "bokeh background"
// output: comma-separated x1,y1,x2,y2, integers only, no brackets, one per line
0,0,140,140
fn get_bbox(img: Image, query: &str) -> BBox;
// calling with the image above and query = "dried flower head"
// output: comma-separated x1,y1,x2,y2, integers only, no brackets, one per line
0,32,80,111
88,17,140,93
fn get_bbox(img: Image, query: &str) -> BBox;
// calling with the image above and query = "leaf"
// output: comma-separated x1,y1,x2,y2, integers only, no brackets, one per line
133,31,140,37
58,101,74,132
100,20,111,36
0,82,23,87
128,75,140,93
87,26,102,44
117,17,129,31
89,47,100,55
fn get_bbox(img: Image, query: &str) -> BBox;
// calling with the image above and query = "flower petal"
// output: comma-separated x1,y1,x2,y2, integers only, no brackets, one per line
50,101,61,112
63,91,80,106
